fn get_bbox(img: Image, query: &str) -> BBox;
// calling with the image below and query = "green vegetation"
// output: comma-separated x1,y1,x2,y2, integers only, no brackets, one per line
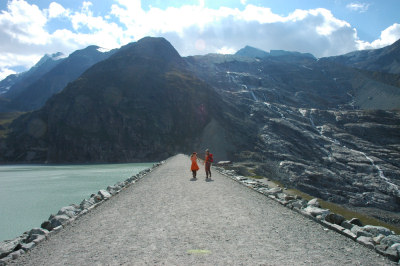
0,112,24,138
248,175,400,235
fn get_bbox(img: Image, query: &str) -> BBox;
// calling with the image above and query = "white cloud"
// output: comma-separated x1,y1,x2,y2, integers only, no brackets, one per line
0,67,16,80
0,0,125,79
0,0,49,45
48,2,68,18
358,23,400,49
346,2,370,13
0,0,398,80
217,46,236,54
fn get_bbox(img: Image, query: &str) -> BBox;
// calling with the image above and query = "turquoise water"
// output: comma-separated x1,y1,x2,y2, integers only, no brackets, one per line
0,163,153,242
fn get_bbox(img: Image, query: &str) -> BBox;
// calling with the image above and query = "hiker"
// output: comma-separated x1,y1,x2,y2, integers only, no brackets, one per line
190,152,199,179
204,149,213,179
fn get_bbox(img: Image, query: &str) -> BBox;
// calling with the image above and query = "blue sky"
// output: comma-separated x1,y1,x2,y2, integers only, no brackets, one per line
0,0,399,80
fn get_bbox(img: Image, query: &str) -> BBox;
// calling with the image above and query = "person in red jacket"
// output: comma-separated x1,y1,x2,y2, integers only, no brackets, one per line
190,152,199,179
204,149,213,179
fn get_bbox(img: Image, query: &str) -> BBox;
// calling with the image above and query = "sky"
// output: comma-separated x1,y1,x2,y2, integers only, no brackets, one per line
0,0,399,80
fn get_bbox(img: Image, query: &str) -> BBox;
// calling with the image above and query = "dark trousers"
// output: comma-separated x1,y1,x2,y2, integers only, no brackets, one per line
205,162,211,178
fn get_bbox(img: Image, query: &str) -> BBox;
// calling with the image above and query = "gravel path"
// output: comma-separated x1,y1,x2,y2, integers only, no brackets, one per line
11,154,393,265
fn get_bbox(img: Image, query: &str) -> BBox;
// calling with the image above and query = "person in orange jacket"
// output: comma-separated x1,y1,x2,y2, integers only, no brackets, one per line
204,149,213,179
190,152,200,179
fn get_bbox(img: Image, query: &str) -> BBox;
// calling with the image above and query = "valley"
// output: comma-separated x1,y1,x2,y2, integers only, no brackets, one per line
1,36,399,227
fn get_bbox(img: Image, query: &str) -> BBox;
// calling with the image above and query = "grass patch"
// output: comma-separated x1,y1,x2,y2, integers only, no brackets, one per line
246,173,400,234
0,112,24,138
250,175,264,179
287,188,400,234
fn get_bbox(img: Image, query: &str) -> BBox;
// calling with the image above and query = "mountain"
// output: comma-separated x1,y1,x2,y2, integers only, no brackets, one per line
1,37,400,225
0,52,64,96
0,46,116,112
186,43,400,220
235,46,316,65
235,45,270,58
2,37,254,163
324,39,400,74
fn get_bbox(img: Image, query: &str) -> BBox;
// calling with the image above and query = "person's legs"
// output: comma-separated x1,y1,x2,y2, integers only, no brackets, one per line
205,163,210,178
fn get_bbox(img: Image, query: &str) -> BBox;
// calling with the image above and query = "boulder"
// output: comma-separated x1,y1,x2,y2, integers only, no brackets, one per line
91,194,102,203
0,238,22,259
325,213,345,225
106,185,119,195
80,198,95,210
290,199,307,209
349,218,363,227
381,235,400,247
340,220,354,230
57,205,79,218
27,228,49,236
216,161,232,166
351,225,373,238
307,198,321,208
385,245,400,261
362,225,393,237
26,228,49,243
21,242,35,251
98,190,111,200
235,176,247,181
32,235,46,244
373,234,386,245
357,236,375,249
265,187,283,196
303,206,330,217
49,214,70,229
41,221,52,231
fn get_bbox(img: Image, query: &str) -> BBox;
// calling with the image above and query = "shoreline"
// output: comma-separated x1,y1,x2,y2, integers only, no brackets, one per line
0,160,164,264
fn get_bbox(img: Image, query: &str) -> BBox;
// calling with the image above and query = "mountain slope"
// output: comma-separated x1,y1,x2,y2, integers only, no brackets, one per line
1,46,116,112
186,46,400,216
325,38,400,74
2,37,253,163
0,52,64,98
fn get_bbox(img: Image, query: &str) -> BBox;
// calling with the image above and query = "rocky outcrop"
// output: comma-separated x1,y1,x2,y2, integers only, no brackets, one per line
216,166,400,262
2,37,254,163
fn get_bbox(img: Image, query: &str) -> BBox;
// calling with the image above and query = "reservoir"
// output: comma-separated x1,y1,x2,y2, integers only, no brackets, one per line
0,162,153,242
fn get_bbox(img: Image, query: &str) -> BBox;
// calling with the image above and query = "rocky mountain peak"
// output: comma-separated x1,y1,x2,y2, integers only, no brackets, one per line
235,45,269,58
115,37,182,64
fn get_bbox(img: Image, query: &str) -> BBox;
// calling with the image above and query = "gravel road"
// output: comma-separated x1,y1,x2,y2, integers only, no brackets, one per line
11,154,394,265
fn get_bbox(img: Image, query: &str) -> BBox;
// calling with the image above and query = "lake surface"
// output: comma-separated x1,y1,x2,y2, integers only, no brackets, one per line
0,163,153,242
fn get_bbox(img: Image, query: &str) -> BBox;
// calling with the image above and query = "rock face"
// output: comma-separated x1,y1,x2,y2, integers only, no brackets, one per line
2,37,254,163
0,46,116,112
324,38,400,74
185,46,400,214
0,52,64,98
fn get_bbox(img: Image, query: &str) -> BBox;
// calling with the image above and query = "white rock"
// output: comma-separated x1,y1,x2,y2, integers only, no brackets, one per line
98,189,112,199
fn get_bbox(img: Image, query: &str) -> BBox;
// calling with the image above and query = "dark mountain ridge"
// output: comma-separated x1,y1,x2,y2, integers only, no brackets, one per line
0,52,64,98
324,38,400,74
2,37,254,163
0,46,116,112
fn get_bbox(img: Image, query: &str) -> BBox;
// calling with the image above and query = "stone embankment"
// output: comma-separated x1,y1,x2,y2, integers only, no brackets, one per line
215,163,400,262
0,154,397,265
0,162,163,265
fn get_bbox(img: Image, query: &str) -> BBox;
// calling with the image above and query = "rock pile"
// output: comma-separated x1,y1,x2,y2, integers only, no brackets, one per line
216,166,400,263
0,162,163,265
